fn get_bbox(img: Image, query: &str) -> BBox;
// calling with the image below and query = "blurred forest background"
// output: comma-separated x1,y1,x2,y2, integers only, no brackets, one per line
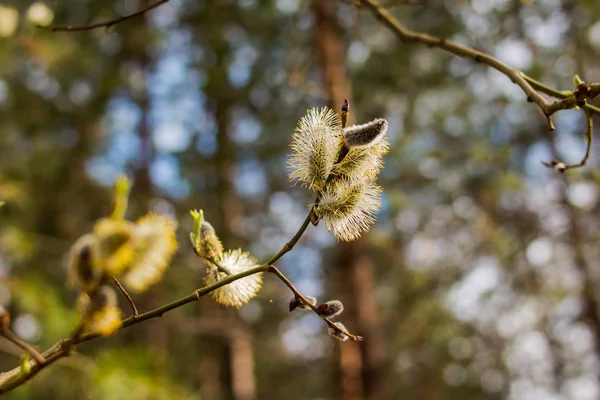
2,0,600,399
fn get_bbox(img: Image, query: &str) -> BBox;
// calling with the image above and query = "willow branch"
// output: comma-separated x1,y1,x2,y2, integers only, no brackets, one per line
0,204,341,394
359,0,600,124
37,0,170,32
0,263,269,394
0,328,45,365
268,265,363,341
264,209,314,265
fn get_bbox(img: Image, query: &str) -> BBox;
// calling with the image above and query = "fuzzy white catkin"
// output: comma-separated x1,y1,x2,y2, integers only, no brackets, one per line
343,118,388,149
288,107,342,193
123,213,178,293
317,178,382,242
205,249,263,308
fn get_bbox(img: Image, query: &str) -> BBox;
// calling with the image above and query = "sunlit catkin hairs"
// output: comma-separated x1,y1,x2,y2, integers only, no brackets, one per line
316,178,382,242
204,249,263,308
122,213,178,293
287,103,389,242
288,107,341,193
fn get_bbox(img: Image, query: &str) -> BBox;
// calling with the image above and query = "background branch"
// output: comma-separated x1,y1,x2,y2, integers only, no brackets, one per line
359,0,600,120
37,0,170,32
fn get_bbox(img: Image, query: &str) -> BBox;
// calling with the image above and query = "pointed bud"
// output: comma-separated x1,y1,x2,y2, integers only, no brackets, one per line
190,209,205,242
328,322,349,342
343,118,388,149
341,99,350,129
0,201,4,208
289,296,317,312
317,300,344,318
341,99,349,113
574,74,584,90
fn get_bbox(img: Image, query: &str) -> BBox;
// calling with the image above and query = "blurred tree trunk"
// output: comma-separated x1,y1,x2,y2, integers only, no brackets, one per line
312,2,386,399
196,3,256,399
124,21,170,354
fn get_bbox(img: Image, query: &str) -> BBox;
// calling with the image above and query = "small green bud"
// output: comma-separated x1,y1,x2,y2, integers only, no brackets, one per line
189,209,205,250
190,211,223,260
20,354,31,375
0,201,5,208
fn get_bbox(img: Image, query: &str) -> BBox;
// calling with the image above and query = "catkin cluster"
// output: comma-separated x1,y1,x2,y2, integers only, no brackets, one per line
66,176,177,335
288,107,389,241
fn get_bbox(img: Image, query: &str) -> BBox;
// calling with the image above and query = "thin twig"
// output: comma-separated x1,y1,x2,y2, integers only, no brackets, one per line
37,0,170,32
542,112,594,172
1,328,45,365
268,265,363,341
112,277,139,317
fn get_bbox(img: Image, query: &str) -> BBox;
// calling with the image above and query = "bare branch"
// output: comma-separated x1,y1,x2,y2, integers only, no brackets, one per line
37,0,170,32
358,0,600,128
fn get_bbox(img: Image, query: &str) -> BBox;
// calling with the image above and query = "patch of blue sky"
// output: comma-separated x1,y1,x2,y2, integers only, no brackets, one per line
227,42,258,88
106,96,141,136
524,142,553,179
152,122,191,153
150,154,190,200
230,110,261,144
233,158,268,198
108,130,141,163
228,58,251,88
85,156,123,187
150,50,205,153
196,114,217,157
